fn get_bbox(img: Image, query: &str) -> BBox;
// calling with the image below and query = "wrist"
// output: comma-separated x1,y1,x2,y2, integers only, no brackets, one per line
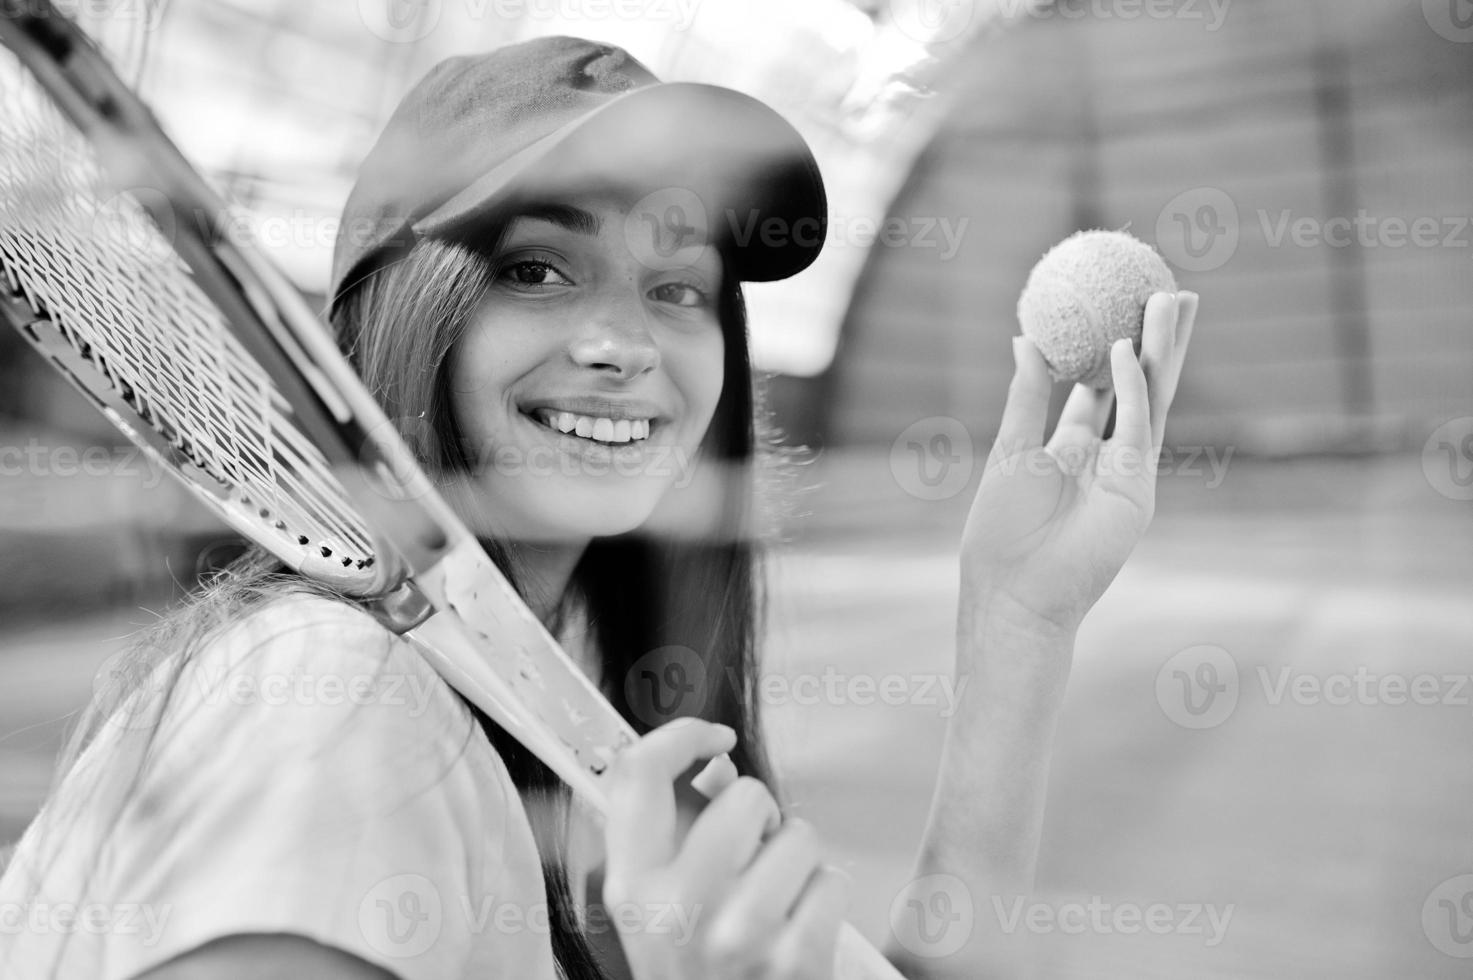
958,585,1081,650
949,589,1076,738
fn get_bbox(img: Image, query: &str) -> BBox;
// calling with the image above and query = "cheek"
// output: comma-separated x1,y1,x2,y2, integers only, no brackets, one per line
448,321,528,413
445,345,486,436
686,332,726,437
445,338,519,465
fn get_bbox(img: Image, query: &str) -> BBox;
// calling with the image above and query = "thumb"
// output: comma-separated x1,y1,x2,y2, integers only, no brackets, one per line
994,335,1052,457
605,720,737,879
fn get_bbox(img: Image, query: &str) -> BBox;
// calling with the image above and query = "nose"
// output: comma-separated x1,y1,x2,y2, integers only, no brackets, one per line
568,283,660,378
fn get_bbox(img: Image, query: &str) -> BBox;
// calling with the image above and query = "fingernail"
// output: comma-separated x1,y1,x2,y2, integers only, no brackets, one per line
691,754,739,797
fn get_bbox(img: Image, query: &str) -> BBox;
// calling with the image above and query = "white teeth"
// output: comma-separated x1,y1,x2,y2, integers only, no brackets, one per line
533,408,652,444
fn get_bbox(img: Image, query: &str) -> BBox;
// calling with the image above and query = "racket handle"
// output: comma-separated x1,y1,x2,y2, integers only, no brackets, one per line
689,755,905,979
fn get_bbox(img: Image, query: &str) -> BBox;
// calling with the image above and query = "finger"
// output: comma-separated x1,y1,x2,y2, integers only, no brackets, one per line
605,719,737,880
771,865,851,975
1152,290,1200,447
720,818,823,926
1175,290,1200,350
1051,381,1114,446
1171,291,1200,387
689,753,740,799
1109,337,1151,455
1150,292,1195,444
1138,292,1179,448
675,776,782,885
994,335,1053,457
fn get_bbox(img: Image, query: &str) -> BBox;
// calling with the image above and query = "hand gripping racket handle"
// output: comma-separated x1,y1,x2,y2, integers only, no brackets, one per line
0,6,904,974
403,542,904,978
690,758,904,978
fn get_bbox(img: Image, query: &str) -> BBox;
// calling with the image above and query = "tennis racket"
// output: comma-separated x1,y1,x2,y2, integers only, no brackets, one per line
0,3,900,975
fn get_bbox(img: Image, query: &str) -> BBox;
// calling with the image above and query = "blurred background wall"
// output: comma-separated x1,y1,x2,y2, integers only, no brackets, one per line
826,0,1473,452
3,3,1473,976
3,0,1470,614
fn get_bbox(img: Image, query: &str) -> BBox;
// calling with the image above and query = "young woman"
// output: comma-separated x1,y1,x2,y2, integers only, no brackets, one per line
0,35,1198,980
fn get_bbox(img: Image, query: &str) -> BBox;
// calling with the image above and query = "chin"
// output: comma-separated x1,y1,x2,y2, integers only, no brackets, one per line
497,480,668,542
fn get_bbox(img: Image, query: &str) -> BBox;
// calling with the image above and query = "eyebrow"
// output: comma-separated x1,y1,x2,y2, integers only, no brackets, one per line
507,203,601,237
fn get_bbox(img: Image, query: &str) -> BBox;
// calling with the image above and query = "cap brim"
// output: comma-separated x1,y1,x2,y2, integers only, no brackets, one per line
410,82,826,282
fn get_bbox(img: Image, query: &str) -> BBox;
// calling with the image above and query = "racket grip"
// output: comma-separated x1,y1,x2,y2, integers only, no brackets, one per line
688,754,905,979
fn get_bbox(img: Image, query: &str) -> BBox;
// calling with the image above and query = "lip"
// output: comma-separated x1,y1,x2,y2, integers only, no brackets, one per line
519,396,667,423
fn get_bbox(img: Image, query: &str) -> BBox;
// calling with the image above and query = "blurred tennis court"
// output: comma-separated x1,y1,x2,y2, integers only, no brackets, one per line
4,2,1473,977
764,447,1473,978
4,447,1470,977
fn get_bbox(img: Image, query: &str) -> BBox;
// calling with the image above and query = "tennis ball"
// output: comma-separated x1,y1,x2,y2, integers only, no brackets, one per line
1016,229,1178,390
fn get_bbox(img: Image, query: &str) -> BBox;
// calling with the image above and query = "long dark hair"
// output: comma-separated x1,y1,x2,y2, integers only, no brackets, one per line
331,228,786,976
7,223,798,980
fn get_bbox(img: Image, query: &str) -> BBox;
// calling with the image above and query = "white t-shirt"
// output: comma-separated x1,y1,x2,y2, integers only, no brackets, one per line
0,592,568,979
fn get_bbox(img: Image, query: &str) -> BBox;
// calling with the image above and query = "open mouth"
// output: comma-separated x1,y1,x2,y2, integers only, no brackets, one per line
522,407,656,446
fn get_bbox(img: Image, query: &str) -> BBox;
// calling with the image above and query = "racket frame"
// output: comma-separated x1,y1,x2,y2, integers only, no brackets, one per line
0,7,903,973
0,0,633,799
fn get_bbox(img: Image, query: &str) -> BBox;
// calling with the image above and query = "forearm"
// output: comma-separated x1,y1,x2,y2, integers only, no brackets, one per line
885,590,1076,980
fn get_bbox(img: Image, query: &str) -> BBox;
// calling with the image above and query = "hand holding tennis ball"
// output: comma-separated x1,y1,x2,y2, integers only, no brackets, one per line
960,242,1199,636
1016,229,1178,390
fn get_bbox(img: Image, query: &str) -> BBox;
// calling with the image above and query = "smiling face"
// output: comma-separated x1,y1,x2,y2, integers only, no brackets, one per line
446,192,727,543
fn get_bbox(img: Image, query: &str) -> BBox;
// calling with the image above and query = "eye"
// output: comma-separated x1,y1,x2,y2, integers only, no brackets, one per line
496,257,573,289
650,280,710,308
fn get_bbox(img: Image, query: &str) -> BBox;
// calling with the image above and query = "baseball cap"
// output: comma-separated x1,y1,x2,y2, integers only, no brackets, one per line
328,35,828,315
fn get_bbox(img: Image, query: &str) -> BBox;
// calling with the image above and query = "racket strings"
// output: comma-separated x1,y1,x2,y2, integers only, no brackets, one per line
0,47,379,586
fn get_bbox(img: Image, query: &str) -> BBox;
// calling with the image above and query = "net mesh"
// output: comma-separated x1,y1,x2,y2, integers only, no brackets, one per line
0,41,379,589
